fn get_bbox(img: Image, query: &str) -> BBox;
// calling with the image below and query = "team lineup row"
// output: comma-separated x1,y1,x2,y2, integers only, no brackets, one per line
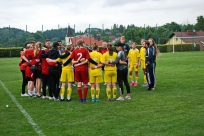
19,36,159,102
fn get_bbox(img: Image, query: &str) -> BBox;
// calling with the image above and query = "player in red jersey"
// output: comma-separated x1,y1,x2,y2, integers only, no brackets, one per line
63,39,98,102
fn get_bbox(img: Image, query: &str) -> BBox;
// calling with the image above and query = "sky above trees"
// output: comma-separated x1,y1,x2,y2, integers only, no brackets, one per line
0,0,203,32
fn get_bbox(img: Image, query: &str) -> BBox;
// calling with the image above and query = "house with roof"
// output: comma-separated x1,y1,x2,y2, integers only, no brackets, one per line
166,30,204,50
65,25,103,46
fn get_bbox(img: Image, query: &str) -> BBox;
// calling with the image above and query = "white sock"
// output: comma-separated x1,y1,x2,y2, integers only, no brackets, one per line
28,90,32,95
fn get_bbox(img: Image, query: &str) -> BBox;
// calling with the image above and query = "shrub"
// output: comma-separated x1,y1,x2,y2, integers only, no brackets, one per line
0,47,22,57
157,44,200,53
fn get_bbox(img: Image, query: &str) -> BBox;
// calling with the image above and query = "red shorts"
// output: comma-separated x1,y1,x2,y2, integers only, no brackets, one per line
25,66,34,81
74,71,89,83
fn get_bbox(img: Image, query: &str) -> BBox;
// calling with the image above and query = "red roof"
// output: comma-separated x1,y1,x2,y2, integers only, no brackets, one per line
71,37,103,46
171,31,204,44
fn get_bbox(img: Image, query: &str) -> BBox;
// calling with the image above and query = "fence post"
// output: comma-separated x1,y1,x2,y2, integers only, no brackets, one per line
10,47,11,57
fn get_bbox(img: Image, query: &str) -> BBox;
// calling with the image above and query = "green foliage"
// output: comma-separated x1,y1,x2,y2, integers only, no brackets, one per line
0,47,21,57
157,44,200,53
167,44,200,52
195,15,204,31
1,16,203,47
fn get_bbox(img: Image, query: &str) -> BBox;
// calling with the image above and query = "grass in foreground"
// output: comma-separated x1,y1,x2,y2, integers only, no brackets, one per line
0,51,204,136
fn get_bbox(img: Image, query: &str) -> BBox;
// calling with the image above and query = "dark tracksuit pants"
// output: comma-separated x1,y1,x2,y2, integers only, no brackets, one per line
42,74,51,97
153,63,156,87
49,68,59,99
21,70,28,94
117,68,130,95
146,67,154,89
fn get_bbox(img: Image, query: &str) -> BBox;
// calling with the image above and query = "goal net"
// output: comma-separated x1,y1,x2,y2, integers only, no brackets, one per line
172,36,204,53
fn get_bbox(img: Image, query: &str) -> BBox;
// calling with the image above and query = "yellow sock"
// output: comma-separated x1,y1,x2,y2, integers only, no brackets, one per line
136,76,139,82
67,88,72,100
91,88,95,99
130,75,133,81
61,87,65,97
106,88,111,99
144,75,147,83
112,88,117,98
95,88,100,99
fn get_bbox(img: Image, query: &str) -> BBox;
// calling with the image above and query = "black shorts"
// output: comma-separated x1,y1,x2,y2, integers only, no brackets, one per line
33,70,42,79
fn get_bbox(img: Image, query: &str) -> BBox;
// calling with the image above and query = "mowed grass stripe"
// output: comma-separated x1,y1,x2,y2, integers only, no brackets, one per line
0,52,204,135
0,80,45,136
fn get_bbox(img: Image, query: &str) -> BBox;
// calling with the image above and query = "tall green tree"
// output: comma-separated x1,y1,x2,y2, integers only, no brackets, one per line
195,15,204,31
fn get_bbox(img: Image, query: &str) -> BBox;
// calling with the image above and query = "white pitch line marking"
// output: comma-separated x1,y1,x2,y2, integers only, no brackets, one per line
0,80,45,136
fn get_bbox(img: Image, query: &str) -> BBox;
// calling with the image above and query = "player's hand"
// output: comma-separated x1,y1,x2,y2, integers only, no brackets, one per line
136,63,139,68
91,66,95,70
46,58,50,62
35,59,40,62
74,64,78,67
80,58,85,61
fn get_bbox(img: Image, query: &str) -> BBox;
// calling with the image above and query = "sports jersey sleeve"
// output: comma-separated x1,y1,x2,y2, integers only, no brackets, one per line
99,53,103,63
101,53,106,62
85,50,91,59
70,50,75,59
136,50,140,58
56,58,62,63
111,51,122,64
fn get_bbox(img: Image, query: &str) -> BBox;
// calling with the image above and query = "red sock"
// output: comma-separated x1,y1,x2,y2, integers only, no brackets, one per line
83,85,88,99
77,87,82,99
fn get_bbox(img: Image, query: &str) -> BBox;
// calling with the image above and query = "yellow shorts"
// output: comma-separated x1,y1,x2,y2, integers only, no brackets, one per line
140,60,146,69
60,70,74,83
104,70,117,83
129,64,140,72
89,75,103,83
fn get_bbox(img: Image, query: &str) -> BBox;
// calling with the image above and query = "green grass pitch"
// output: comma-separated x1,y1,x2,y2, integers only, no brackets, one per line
0,52,204,136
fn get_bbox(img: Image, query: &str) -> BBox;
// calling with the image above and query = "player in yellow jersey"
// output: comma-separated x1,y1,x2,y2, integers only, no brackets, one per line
46,45,74,101
89,45,104,102
101,44,118,101
140,39,148,87
128,42,140,86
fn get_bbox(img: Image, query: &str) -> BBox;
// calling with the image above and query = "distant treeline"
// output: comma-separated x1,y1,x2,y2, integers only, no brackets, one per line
0,15,203,47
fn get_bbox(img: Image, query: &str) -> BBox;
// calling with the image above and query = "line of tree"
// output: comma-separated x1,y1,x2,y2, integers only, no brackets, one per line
0,15,203,47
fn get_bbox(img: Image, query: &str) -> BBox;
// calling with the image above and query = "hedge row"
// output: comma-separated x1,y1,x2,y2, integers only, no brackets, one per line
0,47,22,57
0,44,201,57
158,44,200,52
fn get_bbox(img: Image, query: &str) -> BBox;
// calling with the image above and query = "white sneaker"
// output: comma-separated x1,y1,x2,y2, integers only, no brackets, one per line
125,95,131,100
142,83,148,87
116,96,124,101
21,93,29,97
41,96,46,99
33,88,36,95
72,83,76,86
49,97,53,100
88,82,91,86
28,92,33,97
104,83,106,85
